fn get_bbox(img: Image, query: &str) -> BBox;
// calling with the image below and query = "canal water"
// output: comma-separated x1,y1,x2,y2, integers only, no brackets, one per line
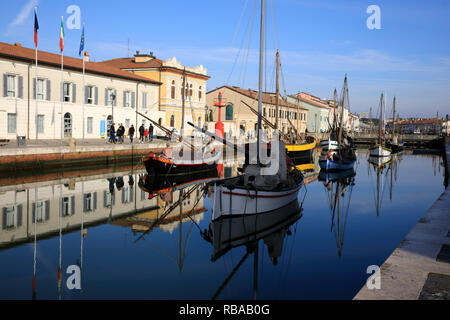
0,149,445,300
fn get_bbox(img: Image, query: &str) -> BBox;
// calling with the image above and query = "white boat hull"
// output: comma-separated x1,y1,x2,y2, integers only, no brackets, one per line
211,183,302,221
320,140,339,151
369,146,391,157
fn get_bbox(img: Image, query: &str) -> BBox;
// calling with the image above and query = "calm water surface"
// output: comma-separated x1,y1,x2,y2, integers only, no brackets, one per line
0,150,445,300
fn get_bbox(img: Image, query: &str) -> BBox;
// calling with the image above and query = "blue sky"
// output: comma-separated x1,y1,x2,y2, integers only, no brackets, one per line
1,0,449,117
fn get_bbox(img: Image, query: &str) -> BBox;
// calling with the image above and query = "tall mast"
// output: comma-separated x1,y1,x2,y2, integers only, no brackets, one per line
338,75,347,147
257,0,265,166
379,93,383,145
275,50,279,130
181,67,186,139
392,96,396,143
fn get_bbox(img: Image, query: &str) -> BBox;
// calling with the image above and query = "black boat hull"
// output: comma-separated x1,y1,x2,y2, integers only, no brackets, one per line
143,156,218,176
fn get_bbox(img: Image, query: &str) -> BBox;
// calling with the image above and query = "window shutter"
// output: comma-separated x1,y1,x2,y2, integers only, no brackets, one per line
18,76,23,98
122,188,126,204
71,196,75,215
83,194,87,212
46,80,51,100
45,200,50,220
113,90,117,106
93,192,97,210
94,86,98,105
17,205,23,227
131,92,135,108
32,203,36,223
2,208,7,230
84,86,88,104
72,84,76,103
103,191,108,208
105,88,108,106
33,78,37,99
112,193,115,206
3,74,7,97
123,91,126,107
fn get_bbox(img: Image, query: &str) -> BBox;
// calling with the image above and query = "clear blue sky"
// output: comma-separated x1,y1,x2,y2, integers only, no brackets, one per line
1,0,449,118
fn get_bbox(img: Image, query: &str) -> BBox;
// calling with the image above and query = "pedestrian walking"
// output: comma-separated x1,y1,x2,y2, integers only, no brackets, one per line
118,123,125,143
109,123,116,144
144,128,149,142
149,124,154,142
129,124,135,143
139,124,145,143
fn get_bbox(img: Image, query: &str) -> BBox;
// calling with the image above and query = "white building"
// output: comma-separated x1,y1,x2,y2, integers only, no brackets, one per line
0,42,162,141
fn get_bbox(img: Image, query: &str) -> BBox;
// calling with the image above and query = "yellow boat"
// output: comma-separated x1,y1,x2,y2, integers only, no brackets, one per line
285,137,317,164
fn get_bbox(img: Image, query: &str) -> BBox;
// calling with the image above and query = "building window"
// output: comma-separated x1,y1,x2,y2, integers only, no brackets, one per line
37,79,45,100
125,119,130,128
171,81,176,99
106,88,114,106
87,86,94,104
226,104,233,121
7,75,16,97
37,115,44,134
87,117,93,134
5,206,15,228
83,193,97,212
170,115,175,127
104,190,114,208
189,84,193,98
124,91,131,107
198,86,202,101
63,83,71,102
7,113,16,134
122,187,130,204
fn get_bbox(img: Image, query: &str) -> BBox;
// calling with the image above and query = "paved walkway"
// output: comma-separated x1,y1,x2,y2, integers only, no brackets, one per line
0,138,171,156
354,143,450,300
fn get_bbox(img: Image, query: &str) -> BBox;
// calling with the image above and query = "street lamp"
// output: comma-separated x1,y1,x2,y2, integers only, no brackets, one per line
110,91,116,124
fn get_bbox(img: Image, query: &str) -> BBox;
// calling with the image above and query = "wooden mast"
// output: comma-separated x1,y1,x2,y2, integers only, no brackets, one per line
379,93,383,146
181,67,186,140
275,50,279,131
257,0,265,166
392,96,396,144
338,75,347,148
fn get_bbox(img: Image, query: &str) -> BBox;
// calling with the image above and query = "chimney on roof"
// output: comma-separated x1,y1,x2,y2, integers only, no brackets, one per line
14,42,22,47
134,50,154,63
84,51,90,62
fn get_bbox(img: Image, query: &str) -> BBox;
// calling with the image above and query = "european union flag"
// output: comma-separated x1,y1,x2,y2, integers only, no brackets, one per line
79,25,85,57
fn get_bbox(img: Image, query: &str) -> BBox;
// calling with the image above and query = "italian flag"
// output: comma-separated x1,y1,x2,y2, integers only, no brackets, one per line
59,16,64,53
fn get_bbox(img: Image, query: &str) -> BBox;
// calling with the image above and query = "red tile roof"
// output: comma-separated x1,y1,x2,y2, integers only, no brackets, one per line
0,42,161,85
210,85,308,110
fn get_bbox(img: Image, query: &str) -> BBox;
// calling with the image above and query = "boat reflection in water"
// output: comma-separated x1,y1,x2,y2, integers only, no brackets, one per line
319,168,356,258
202,199,303,300
368,153,402,216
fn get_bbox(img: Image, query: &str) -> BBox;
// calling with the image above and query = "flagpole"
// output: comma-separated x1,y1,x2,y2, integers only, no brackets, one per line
60,16,64,146
82,24,85,141
34,7,38,142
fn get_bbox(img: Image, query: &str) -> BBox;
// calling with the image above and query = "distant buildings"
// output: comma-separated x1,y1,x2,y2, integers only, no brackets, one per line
287,92,331,133
206,85,308,139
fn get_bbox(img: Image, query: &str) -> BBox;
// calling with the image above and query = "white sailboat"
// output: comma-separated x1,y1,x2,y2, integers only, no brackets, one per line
208,0,304,221
369,93,392,157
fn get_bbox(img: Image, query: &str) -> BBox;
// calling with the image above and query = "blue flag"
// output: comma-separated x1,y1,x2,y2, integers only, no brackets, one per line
79,25,85,56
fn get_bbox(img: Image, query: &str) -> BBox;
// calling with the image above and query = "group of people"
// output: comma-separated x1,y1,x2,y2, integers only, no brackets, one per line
108,123,154,144
138,123,154,143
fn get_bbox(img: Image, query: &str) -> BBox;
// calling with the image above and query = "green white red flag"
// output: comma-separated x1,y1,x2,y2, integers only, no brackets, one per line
59,16,64,53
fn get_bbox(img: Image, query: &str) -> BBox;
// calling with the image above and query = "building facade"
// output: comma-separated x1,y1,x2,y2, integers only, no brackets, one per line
101,53,210,136
206,86,308,139
287,93,331,133
0,42,161,141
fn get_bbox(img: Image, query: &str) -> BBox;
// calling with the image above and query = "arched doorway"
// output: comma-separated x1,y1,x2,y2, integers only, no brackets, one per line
64,113,73,138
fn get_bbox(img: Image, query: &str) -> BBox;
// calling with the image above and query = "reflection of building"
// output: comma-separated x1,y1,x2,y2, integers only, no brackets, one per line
0,170,160,249
0,42,160,140
206,86,308,139
101,53,210,136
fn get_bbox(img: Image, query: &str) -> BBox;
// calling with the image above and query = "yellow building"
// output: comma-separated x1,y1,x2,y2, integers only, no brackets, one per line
101,52,210,135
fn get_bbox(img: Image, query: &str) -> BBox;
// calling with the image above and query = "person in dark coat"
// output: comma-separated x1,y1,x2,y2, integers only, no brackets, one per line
109,123,116,144
149,124,154,142
128,125,135,143
139,124,145,143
